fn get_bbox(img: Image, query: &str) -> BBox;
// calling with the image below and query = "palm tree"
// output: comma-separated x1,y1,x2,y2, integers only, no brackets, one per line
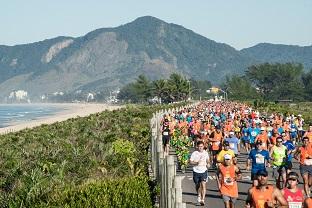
151,79,168,104
168,73,189,101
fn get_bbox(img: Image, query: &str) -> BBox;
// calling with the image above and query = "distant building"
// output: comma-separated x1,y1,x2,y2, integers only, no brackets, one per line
7,90,30,103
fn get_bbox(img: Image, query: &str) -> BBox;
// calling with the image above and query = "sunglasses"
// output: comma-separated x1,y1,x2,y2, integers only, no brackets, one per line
288,178,297,181
224,159,231,160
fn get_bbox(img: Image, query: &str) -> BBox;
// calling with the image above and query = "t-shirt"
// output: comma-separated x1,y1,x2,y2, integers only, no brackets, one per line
190,150,209,173
249,127,260,144
283,141,295,161
225,137,240,154
248,149,270,174
242,128,250,141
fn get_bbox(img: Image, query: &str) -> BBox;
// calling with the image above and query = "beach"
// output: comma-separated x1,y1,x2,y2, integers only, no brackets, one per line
0,103,122,134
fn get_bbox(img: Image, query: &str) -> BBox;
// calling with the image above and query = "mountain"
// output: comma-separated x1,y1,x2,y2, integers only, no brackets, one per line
0,16,311,101
241,43,312,70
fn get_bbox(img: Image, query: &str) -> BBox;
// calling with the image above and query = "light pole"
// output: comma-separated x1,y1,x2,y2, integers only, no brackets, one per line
218,88,227,101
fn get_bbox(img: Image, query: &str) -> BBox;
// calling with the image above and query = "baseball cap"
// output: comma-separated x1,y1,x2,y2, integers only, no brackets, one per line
287,172,299,180
223,141,230,146
257,169,268,177
229,131,235,135
260,126,266,131
276,137,283,142
224,154,232,160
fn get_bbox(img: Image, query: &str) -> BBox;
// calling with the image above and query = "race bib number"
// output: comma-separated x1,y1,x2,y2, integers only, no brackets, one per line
288,202,302,208
214,141,220,146
163,132,169,136
224,177,234,185
255,154,265,164
251,131,257,137
244,133,248,136
304,159,312,166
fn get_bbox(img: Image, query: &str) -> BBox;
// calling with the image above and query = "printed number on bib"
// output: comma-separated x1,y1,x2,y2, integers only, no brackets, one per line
288,202,302,208
229,143,235,149
224,177,234,185
255,154,265,164
251,131,257,137
163,132,169,136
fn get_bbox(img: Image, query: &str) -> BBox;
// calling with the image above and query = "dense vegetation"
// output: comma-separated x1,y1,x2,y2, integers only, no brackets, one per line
118,73,212,103
0,104,182,207
223,63,312,101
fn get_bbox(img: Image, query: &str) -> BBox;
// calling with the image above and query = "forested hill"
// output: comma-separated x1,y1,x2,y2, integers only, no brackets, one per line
240,43,312,69
0,16,311,100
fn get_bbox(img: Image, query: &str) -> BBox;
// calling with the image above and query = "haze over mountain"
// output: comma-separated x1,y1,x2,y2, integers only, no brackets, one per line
0,16,311,101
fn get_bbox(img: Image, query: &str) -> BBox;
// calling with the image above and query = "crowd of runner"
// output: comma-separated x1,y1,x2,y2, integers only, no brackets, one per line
161,101,312,208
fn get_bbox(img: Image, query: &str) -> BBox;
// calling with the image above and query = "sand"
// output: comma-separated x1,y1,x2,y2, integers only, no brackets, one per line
0,103,122,135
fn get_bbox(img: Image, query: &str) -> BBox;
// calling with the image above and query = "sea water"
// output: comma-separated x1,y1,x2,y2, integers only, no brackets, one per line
0,104,63,128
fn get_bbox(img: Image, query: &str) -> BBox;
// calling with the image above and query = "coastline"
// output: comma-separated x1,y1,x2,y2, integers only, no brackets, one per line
0,103,122,135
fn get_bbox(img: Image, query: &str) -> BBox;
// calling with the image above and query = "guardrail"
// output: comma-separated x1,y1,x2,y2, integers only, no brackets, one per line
150,103,198,208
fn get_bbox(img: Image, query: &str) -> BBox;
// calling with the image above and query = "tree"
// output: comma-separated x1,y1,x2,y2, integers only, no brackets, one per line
133,74,152,102
246,63,305,101
302,69,312,101
223,75,259,100
168,73,189,101
151,79,169,103
190,79,212,100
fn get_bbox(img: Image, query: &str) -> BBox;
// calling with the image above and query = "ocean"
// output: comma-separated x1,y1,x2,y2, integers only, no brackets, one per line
0,104,63,128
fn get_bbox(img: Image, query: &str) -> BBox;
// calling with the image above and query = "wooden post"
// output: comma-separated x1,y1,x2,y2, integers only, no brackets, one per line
174,176,184,208
167,155,175,208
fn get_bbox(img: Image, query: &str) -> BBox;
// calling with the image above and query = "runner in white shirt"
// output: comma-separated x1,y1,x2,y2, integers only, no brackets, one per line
190,141,210,206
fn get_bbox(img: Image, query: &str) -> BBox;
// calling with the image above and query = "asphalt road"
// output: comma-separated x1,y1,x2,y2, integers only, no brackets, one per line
176,147,303,208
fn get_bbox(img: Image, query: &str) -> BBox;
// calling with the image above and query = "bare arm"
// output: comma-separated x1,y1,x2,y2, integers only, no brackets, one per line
235,166,242,180
245,188,253,208
273,188,288,207
246,158,251,171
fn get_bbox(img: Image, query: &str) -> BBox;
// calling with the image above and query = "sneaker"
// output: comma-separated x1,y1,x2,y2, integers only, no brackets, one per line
200,200,205,206
197,195,201,203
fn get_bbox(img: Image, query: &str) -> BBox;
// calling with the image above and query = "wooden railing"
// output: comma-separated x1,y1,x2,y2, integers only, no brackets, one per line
150,103,197,208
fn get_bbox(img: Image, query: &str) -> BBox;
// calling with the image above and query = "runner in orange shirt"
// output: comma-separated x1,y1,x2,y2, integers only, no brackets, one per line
245,169,288,208
255,127,270,150
217,154,241,208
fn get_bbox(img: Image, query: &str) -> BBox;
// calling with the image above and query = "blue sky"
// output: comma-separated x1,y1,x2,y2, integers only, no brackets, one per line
1,0,311,49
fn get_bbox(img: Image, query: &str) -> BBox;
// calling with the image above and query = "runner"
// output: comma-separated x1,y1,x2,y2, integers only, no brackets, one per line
249,123,260,149
246,140,270,186
270,137,288,189
281,172,305,208
209,126,224,168
303,124,312,143
245,169,288,208
241,123,251,153
162,119,171,155
294,137,312,196
189,141,210,206
225,131,240,162
217,141,236,166
217,154,241,208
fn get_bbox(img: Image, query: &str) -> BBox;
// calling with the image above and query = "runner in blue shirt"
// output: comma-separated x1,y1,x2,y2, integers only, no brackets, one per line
246,140,271,186
241,123,251,153
281,133,296,173
225,131,240,164
248,123,260,149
